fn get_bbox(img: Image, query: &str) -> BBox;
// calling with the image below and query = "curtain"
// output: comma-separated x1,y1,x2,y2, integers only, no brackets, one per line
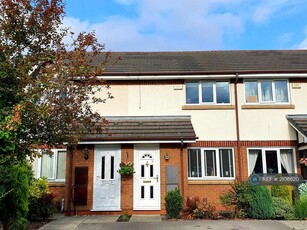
280,149,294,173
41,153,54,178
249,150,260,174
275,80,288,102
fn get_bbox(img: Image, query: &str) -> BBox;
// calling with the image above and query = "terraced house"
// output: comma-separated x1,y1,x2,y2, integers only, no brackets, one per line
35,50,307,215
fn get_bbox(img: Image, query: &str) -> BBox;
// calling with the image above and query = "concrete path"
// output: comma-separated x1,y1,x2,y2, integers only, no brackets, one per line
40,214,307,230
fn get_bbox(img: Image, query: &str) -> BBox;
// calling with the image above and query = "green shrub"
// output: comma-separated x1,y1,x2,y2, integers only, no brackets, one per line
165,188,183,219
272,197,295,220
220,180,252,218
0,162,31,230
247,185,273,219
293,197,307,220
271,185,293,204
297,183,307,199
28,178,55,220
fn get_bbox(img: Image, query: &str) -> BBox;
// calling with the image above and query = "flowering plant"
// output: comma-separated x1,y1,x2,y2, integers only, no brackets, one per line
299,157,307,166
117,162,134,176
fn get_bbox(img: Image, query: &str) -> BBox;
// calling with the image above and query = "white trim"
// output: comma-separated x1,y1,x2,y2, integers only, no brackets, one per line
98,73,307,81
77,140,196,145
187,147,235,180
247,147,297,175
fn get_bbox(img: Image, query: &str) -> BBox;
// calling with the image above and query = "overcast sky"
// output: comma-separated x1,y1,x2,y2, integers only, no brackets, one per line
64,0,307,51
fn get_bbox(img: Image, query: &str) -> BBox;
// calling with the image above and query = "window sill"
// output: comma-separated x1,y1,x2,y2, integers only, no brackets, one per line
48,181,65,187
241,104,295,110
188,180,235,185
182,105,235,110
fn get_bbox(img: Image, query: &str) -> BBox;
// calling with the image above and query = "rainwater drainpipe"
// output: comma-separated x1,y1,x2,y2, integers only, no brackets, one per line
234,73,243,181
180,139,185,197
66,144,74,216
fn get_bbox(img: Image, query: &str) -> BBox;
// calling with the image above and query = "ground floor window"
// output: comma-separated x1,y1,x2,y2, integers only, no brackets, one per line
248,148,296,175
32,149,66,181
188,148,235,180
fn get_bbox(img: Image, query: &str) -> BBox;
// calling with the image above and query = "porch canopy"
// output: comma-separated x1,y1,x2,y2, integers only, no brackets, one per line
286,114,307,138
79,115,198,144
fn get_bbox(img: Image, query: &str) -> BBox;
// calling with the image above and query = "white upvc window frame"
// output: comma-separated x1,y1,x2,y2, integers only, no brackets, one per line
247,147,297,176
188,147,235,180
185,80,231,105
33,149,66,182
244,79,290,104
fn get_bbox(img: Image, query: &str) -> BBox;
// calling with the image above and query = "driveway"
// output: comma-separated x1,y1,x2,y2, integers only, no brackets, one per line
40,214,307,230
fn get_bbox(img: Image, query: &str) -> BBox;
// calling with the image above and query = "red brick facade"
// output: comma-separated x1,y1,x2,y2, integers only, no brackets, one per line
61,140,300,215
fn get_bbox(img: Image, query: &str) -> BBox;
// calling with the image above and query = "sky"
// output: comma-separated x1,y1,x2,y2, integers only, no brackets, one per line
63,0,307,51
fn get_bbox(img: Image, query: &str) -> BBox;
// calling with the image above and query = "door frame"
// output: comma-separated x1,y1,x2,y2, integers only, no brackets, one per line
92,144,121,211
133,144,161,210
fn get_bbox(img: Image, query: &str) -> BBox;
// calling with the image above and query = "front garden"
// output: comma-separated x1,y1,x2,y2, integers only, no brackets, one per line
164,182,307,221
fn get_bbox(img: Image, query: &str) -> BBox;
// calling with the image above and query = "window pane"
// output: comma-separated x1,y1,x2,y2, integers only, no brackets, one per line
56,151,66,180
188,149,202,177
150,165,154,177
265,150,278,174
204,150,216,176
186,82,199,104
280,149,294,173
275,80,289,103
216,82,230,103
32,156,40,178
249,149,263,174
41,153,54,179
219,149,233,177
245,81,258,103
261,81,273,102
111,156,114,179
150,186,154,199
201,82,213,103
141,186,145,199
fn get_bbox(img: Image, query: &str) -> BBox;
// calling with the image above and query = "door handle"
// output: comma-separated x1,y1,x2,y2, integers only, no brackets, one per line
155,175,159,182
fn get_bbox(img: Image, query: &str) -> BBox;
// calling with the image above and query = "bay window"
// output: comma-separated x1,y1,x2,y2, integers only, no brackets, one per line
248,148,296,175
33,149,66,181
188,148,235,179
186,81,230,104
245,80,289,104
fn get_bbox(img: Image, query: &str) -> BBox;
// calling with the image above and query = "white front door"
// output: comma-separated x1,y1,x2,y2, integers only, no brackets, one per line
133,144,161,210
93,145,121,211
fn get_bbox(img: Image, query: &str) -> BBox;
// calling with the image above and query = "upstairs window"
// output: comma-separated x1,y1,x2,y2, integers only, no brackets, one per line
186,81,230,104
245,80,289,104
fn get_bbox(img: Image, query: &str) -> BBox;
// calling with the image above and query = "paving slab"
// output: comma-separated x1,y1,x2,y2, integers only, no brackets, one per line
40,216,88,230
279,220,307,230
83,215,119,223
129,215,162,222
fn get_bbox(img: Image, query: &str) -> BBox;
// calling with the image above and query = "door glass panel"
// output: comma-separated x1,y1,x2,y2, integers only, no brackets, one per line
150,186,154,199
141,165,145,178
266,150,278,174
150,165,154,177
111,156,114,179
141,186,145,199
101,156,105,179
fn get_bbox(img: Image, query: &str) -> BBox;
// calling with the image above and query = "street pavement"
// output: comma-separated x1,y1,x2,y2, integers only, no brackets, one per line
40,214,307,230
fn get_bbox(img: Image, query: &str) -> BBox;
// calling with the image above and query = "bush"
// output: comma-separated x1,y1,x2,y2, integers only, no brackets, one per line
247,185,273,219
272,197,295,220
28,178,55,220
165,188,183,219
181,196,217,220
271,185,293,204
293,197,307,220
297,183,307,199
220,180,252,218
0,162,31,230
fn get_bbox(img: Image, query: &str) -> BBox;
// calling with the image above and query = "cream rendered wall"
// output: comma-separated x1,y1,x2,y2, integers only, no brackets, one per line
237,81,307,141
95,83,237,141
